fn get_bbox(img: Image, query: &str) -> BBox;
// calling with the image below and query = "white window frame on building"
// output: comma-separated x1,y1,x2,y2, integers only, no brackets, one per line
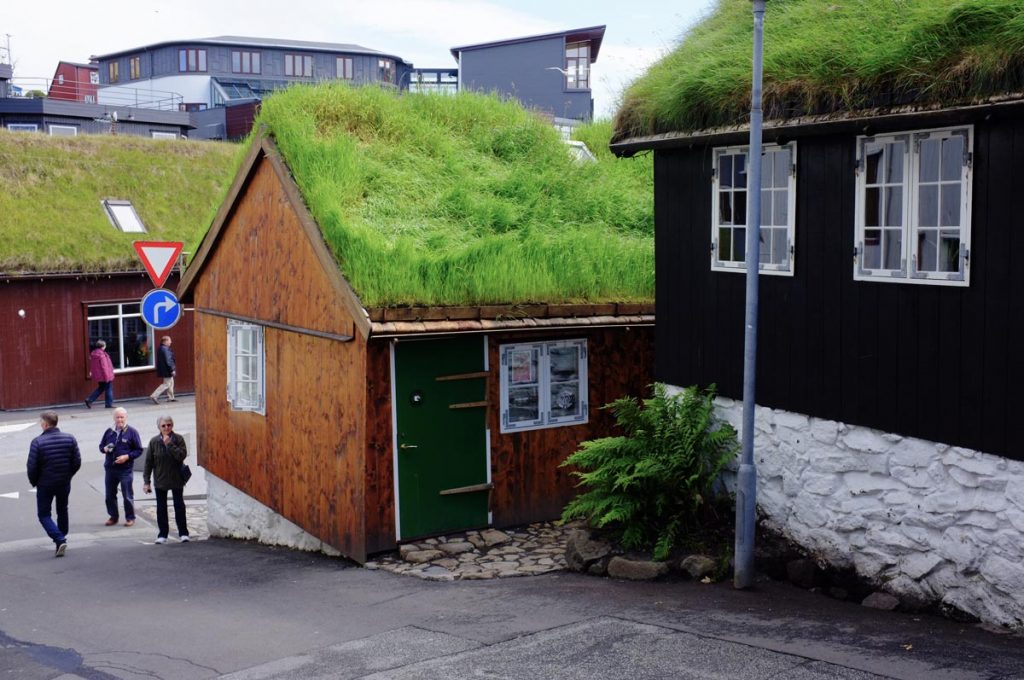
227,320,265,414
854,126,973,286
232,50,261,75
151,131,179,140
285,54,314,78
129,56,141,80
337,57,354,80
179,48,207,73
6,124,38,132
564,41,590,90
499,339,588,433
48,124,77,137
711,142,797,275
101,199,147,233
89,71,99,85
378,59,394,84
86,302,156,373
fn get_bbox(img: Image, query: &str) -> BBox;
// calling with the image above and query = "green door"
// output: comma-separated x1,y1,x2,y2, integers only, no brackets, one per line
394,336,489,539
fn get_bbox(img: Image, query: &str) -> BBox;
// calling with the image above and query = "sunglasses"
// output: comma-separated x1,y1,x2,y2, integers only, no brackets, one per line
160,423,174,428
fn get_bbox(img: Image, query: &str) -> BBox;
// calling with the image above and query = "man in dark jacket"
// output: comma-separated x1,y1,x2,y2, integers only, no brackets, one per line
26,411,81,557
99,407,143,526
149,336,177,404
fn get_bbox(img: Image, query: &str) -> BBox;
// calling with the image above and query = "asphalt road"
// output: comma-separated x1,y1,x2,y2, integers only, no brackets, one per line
1,398,1023,679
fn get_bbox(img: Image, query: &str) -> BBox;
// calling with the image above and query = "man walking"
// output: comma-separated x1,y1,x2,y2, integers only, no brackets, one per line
27,411,81,557
150,336,177,404
99,407,143,527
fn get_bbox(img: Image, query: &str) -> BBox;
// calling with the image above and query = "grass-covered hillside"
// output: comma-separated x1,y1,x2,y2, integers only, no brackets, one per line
0,131,240,274
614,0,1024,140
251,84,653,307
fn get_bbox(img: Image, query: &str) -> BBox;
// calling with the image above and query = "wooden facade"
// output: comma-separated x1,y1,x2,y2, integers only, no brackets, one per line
649,108,1024,461
182,135,654,561
0,272,194,410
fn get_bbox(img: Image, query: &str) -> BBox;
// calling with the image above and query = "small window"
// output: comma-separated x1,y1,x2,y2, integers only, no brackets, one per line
87,303,155,372
57,74,65,85
101,199,146,233
49,124,78,137
855,127,972,285
499,339,588,433
90,71,99,85
129,56,141,80
151,131,178,140
564,41,590,90
227,321,265,413
6,124,38,132
711,142,797,275
232,50,261,75
378,59,394,83
285,54,313,77
179,48,207,73
84,95,96,104
337,57,353,80
108,62,119,83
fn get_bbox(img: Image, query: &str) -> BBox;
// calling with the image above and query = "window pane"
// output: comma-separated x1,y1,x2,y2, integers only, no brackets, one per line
886,142,905,182
773,148,790,188
121,303,140,315
720,156,733,188
734,191,746,226
918,229,937,271
940,230,960,272
89,304,119,318
919,138,939,182
941,136,963,182
508,348,538,385
252,53,260,73
123,319,152,368
864,230,882,269
865,145,882,184
773,188,788,225
733,154,747,188
865,187,880,227
232,52,240,72
508,386,539,423
550,346,579,382
771,227,788,265
179,50,186,71
760,152,772,188
884,229,903,270
760,189,771,225
918,185,938,227
719,228,732,261
198,50,207,71
940,185,960,227
884,186,902,227
550,382,580,418
719,192,732,225
733,228,746,262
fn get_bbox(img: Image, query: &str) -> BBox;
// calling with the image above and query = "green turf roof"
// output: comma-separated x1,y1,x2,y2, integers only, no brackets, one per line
613,0,1024,141
247,84,653,308
0,131,240,275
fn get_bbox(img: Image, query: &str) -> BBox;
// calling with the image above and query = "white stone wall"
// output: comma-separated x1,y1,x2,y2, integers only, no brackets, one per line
206,473,341,557
710,395,1024,628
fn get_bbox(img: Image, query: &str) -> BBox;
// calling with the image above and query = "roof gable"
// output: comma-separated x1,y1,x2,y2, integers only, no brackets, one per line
451,25,605,62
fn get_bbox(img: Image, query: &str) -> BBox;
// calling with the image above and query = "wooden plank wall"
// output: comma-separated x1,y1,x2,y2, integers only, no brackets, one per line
363,341,395,554
0,273,194,410
192,154,369,560
654,116,1024,461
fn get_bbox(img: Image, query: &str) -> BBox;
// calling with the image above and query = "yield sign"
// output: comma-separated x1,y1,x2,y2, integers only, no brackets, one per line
133,241,184,288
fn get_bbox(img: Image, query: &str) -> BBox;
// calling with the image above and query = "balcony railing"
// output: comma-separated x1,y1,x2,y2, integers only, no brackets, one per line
8,77,184,111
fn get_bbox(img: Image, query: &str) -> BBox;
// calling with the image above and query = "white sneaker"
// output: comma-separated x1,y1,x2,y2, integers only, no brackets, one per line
155,537,167,544
180,535,190,543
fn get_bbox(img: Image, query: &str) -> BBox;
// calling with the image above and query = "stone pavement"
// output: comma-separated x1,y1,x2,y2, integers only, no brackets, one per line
364,522,570,581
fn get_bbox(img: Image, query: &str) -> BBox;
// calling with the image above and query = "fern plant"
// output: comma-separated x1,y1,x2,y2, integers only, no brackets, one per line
561,383,738,561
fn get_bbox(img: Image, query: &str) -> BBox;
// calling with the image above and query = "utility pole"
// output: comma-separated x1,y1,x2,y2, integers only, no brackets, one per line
734,0,766,590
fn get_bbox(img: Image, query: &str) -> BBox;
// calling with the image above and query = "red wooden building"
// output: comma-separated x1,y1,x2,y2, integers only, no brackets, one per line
47,61,99,103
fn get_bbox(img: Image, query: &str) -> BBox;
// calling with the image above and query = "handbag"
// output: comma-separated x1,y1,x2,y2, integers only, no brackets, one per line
180,463,192,485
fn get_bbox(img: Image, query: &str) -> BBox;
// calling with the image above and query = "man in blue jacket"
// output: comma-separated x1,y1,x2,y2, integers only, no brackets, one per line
99,407,143,527
27,410,81,557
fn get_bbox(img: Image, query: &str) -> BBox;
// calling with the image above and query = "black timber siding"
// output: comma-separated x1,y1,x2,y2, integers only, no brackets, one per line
654,117,1024,460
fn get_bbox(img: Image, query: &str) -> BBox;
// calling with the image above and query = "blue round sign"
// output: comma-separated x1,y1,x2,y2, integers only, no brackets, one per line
141,289,182,330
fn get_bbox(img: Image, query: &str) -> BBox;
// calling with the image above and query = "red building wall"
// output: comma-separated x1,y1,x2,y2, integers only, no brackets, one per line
0,272,194,410
48,63,98,102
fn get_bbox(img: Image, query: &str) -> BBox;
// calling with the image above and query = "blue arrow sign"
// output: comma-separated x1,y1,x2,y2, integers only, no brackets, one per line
141,289,182,330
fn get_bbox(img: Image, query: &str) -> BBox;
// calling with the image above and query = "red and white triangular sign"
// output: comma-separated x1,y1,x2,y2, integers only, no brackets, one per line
133,241,184,288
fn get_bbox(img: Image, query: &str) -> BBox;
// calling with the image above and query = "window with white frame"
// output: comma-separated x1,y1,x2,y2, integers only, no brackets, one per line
49,124,77,137
7,124,38,132
711,142,796,275
87,303,155,372
151,131,178,140
499,339,587,433
227,321,265,413
855,126,972,285
101,199,146,233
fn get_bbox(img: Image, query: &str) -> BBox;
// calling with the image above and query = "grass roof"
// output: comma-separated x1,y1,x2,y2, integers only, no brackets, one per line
0,131,240,275
614,0,1024,140
248,84,653,308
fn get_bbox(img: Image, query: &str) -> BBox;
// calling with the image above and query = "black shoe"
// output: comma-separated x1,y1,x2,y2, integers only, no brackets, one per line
55,542,67,558
84,400,92,409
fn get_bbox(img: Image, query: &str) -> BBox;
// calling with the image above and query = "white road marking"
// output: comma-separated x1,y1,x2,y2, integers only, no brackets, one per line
0,422,34,434
0,492,18,500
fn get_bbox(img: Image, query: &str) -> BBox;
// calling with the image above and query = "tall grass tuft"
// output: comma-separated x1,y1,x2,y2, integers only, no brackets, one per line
254,85,654,307
615,0,1024,140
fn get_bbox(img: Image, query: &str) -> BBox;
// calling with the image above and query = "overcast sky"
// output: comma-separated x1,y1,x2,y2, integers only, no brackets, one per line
2,0,716,119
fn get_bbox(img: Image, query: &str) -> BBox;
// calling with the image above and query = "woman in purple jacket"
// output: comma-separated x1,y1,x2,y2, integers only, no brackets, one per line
85,339,115,408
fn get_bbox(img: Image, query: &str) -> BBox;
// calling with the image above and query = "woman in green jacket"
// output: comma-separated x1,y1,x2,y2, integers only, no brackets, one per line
143,415,190,544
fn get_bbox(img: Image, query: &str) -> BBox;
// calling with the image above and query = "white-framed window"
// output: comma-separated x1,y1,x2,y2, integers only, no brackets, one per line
564,41,590,90
499,339,588,433
89,71,99,85
378,59,394,83
854,126,972,285
337,57,353,80
711,142,797,275
6,124,38,132
49,124,77,137
101,199,146,233
285,54,313,77
227,321,265,413
151,131,178,140
87,303,155,372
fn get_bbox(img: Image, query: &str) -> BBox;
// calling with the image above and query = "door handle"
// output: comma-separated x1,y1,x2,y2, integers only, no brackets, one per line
400,443,418,450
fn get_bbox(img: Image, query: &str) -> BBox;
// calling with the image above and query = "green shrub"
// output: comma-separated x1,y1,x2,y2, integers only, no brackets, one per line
561,383,738,561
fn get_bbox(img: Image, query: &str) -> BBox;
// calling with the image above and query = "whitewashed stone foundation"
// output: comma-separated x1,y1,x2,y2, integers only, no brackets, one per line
206,473,341,557
703,393,1024,628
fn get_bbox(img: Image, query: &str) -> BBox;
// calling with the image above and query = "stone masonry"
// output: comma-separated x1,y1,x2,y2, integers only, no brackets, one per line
707,394,1024,628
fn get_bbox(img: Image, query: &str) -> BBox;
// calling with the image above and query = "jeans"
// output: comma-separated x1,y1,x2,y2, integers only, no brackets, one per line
104,468,135,521
86,381,114,407
155,487,188,538
36,483,71,545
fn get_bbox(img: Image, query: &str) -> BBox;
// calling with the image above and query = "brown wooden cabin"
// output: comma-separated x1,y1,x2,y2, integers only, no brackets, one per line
178,133,654,562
